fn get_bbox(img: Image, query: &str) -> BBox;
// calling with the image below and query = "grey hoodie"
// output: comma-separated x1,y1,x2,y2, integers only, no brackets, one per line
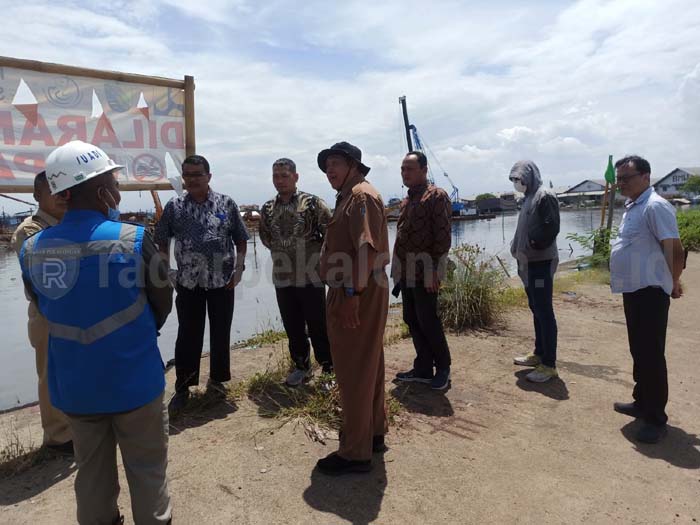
510,161,560,276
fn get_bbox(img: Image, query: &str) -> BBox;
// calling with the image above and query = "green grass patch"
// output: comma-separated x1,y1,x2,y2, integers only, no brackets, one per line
239,328,287,348
233,352,402,435
677,209,700,252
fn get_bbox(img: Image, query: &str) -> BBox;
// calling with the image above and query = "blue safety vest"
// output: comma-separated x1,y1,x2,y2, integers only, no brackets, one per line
20,209,165,414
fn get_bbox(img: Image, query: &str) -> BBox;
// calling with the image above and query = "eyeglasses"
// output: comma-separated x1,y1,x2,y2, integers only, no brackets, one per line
616,173,642,183
509,176,522,182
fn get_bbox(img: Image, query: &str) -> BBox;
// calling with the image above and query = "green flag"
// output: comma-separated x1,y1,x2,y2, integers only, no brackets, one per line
604,155,615,184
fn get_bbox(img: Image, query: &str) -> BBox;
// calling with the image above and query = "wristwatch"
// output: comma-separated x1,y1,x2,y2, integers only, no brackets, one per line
344,287,362,297
236,264,246,272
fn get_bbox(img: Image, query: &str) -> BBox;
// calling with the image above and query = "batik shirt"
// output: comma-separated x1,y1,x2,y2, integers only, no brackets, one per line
391,183,452,284
259,190,331,287
155,190,249,289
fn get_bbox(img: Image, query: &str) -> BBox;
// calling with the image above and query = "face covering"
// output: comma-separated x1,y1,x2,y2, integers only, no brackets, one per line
101,188,121,221
513,179,527,193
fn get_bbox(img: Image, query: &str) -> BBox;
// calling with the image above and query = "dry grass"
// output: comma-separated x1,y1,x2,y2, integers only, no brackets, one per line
0,417,56,478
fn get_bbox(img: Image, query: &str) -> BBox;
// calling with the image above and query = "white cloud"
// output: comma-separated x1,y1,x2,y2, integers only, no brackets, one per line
1,0,700,213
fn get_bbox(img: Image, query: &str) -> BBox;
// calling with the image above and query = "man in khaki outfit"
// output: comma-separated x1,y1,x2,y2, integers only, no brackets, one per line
316,142,390,475
11,171,72,453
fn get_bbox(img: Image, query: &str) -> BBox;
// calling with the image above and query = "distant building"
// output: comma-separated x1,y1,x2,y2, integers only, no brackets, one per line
653,167,700,197
555,179,631,206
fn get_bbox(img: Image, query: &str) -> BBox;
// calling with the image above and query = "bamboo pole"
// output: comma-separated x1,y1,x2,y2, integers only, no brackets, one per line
0,56,185,89
606,184,617,231
184,75,196,156
599,182,609,229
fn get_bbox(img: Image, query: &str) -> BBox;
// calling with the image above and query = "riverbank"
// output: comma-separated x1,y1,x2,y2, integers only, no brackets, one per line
1,255,699,524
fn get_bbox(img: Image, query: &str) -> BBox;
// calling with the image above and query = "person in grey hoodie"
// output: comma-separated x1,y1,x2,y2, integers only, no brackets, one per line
509,160,561,382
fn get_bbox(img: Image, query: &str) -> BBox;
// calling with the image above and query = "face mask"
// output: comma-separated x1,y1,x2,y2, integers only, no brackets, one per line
101,188,121,221
513,179,527,193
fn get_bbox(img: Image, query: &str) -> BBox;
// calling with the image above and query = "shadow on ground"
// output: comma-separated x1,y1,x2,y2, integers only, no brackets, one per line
303,454,387,525
168,393,238,436
557,359,633,388
389,382,454,417
0,452,76,505
620,421,700,469
514,370,570,400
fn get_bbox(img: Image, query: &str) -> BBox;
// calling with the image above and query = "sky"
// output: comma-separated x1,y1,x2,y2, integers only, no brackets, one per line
1,0,699,214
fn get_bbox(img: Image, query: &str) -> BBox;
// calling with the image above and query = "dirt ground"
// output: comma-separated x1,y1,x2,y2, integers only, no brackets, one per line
1,255,699,525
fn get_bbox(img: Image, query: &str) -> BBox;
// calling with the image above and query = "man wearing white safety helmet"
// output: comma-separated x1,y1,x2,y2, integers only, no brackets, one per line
19,140,173,525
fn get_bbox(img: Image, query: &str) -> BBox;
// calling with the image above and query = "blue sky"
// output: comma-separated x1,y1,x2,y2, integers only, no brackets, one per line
1,0,700,214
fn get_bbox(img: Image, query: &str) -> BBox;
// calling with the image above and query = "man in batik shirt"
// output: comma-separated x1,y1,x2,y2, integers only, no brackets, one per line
155,154,249,414
260,158,333,386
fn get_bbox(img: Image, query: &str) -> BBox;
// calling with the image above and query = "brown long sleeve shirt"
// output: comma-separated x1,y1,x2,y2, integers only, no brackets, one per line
391,183,452,284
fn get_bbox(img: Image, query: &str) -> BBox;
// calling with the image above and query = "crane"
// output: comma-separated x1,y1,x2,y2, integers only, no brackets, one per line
443,172,459,203
399,96,434,184
398,96,467,215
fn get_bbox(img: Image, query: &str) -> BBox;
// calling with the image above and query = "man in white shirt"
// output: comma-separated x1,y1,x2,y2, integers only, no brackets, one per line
609,155,684,444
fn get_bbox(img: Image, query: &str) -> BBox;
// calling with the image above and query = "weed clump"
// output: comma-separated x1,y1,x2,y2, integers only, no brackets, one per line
439,245,507,331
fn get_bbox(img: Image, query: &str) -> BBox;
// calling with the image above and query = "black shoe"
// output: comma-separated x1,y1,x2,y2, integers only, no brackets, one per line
613,401,643,418
395,369,433,383
431,368,451,390
317,452,372,476
46,440,74,456
206,379,227,398
635,423,668,444
168,390,190,415
372,435,388,453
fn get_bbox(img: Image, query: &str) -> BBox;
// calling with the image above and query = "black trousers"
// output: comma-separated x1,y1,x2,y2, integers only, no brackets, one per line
401,282,451,374
275,285,332,371
174,285,235,392
623,286,670,426
524,260,558,368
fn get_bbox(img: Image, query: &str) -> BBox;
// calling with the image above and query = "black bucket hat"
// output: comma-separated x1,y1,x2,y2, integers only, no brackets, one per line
317,141,371,175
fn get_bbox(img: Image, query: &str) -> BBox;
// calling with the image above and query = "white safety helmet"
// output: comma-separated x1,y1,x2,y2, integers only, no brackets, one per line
46,140,124,195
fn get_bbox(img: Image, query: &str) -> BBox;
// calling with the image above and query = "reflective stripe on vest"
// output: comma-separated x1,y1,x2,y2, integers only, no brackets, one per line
47,291,148,345
22,223,137,264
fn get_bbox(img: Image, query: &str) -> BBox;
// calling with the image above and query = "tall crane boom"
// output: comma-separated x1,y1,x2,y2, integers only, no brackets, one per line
443,172,459,202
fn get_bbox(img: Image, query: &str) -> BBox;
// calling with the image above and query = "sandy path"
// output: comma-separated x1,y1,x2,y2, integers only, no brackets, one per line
1,255,699,524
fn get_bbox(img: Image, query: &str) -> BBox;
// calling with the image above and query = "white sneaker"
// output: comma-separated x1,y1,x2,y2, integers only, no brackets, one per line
513,353,541,367
285,368,312,387
526,364,558,383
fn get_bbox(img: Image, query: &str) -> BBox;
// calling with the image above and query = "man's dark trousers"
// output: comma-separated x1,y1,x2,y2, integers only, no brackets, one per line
174,285,235,392
401,282,451,374
275,285,332,371
524,259,557,368
623,286,670,426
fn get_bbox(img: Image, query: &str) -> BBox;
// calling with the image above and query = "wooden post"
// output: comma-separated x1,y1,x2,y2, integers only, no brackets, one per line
606,184,617,231
184,75,196,156
599,182,609,229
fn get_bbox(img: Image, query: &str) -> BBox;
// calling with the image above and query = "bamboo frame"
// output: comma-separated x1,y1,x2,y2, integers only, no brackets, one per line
0,56,185,89
0,56,195,193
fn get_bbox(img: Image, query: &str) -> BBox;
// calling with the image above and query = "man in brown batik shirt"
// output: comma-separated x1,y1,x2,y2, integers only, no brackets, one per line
392,151,453,390
316,142,390,476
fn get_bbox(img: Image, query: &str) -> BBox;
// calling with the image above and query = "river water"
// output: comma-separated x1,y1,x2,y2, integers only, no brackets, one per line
0,208,608,410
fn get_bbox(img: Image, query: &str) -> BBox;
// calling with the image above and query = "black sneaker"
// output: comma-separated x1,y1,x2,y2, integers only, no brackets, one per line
372,435,388,453
395,369,433,383
430,368,451,390
46,440,74,456
635,423,667,444
168,390,190,415
613,401,643,418
317,452,371,476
